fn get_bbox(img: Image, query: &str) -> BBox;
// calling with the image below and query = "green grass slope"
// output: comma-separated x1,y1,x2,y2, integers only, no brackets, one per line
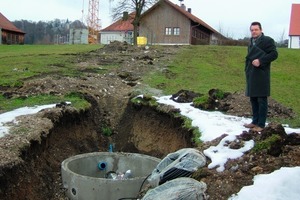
144,45,300,126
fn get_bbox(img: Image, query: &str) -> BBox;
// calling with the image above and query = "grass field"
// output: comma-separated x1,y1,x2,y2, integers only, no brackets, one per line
0,44,100,87
0,45,100,110
0,44,299,126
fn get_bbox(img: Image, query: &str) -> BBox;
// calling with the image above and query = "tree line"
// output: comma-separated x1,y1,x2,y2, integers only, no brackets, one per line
13,19,84,44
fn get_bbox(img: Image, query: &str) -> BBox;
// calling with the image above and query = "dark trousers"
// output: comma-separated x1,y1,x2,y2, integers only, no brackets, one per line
250,97,268,128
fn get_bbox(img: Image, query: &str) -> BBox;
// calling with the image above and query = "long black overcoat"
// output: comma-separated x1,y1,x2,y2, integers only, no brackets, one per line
245,33,278,97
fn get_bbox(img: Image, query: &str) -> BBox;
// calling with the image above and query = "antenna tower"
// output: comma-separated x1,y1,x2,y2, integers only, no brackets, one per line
88,0,100,43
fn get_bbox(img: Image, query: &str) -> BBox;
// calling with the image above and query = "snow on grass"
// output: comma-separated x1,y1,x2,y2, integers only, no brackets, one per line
0,104,56,137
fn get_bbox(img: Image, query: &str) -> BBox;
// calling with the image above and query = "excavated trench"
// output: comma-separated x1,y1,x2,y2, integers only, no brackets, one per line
0,94,194,200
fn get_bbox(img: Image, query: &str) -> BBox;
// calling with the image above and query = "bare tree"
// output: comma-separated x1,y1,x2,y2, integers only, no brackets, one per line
218,21,235,39
110,0,158,45
278,29,286,46
218,21,224,36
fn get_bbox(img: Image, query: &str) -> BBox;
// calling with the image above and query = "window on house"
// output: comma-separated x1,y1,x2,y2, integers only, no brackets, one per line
173,27,180,35
193,29,197,37
165,27,172,35
7,33,11,43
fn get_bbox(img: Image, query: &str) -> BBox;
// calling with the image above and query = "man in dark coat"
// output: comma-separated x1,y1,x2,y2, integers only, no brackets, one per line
244,22,278,132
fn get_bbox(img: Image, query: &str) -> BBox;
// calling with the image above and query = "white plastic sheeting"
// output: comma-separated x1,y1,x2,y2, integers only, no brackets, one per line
142,177,207,200
147,148,206,187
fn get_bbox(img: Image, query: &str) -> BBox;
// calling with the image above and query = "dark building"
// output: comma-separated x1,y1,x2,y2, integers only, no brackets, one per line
0,12,25,45
139,0,226,45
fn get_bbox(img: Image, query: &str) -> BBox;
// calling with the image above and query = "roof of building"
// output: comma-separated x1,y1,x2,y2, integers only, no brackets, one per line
142,0,221,35
101,12,135,32
70,20,88,29
0,12,25,34
289,4,300,36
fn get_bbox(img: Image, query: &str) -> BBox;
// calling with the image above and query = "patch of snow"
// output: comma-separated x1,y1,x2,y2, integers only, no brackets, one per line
229,167,300,200
203,135,254,172
0,104,56,137
156,96,251,141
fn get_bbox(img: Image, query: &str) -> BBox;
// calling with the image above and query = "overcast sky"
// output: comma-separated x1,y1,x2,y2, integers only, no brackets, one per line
0,0,299,40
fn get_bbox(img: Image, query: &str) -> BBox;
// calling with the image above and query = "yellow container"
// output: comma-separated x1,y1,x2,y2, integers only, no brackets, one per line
137,36,147,45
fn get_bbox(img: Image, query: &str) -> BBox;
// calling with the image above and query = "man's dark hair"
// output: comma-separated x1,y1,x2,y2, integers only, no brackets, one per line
250,22,262,30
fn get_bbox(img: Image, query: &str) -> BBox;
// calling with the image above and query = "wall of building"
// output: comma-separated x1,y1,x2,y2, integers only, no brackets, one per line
289,36,300,48
190,26,211,45
0,28,2,44
0,30,25,45
69,28,88,44
100,31,133,44
139,3,191,45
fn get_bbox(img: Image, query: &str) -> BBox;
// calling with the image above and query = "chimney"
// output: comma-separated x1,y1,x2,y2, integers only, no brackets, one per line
187,8,191,13
122,12,129,20
181,4,186,11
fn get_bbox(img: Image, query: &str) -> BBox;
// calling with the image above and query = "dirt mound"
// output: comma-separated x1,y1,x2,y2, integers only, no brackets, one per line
99,41,138,53
169,89,295,120
220,91,295,119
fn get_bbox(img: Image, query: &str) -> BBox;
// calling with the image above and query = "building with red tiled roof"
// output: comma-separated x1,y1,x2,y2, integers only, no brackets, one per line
289,4,300,48
100,12,135,44
139,0,226,45
0,12,25,45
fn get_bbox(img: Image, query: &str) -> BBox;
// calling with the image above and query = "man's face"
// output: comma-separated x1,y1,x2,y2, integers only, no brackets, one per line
250,25,262,39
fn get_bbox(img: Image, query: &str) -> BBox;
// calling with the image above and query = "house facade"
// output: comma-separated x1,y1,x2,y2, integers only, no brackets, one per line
0,12,25,45
139,0,226,45
69,20,88,44
289,4,300,49
100,12,134,45
69,29,89,44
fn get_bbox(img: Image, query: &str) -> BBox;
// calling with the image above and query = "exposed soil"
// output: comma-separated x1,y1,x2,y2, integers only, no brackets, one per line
0,42,299,200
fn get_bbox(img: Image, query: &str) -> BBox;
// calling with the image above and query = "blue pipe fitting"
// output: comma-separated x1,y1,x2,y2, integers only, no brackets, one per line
109,144,113,152
98,161,107,170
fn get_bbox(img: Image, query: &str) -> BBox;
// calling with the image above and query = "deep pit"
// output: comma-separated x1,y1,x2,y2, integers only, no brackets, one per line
0,94,195,200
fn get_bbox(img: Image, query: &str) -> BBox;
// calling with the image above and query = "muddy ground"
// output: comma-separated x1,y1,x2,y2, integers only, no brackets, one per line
0,42,299,200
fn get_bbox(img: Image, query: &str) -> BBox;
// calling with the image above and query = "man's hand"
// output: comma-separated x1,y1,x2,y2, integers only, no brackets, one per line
252,59,260,67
